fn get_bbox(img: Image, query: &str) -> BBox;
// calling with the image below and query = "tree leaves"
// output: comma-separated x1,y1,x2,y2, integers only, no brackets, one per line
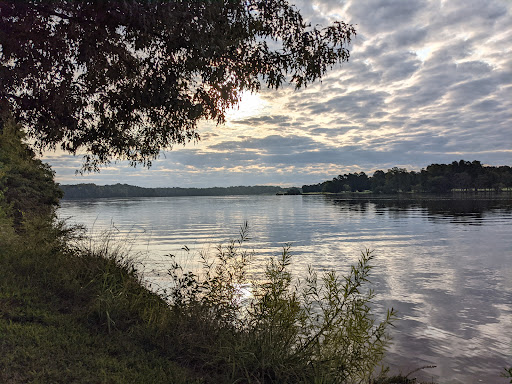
1,0,355,170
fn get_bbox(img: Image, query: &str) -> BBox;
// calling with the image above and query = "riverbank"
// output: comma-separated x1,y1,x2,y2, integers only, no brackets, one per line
0,216,199,383
59,183,288,199
2,122,509,382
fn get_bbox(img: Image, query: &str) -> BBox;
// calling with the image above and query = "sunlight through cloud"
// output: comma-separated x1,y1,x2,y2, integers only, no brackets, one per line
226,92,270,121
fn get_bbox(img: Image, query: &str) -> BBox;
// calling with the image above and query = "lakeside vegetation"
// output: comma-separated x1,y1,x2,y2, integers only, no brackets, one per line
2,113,511,384
60,184,287,199
302,161,512,194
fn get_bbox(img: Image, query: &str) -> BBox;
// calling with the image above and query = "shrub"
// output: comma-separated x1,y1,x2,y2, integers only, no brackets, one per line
165,223,395,383
0,116,62,227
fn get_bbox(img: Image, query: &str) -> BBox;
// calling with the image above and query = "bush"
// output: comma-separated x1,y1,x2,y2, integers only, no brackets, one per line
0,116,62,227
165,223,395,383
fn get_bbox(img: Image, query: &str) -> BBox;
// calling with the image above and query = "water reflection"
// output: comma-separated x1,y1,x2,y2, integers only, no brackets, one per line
327,195,512,226
59,195,512,383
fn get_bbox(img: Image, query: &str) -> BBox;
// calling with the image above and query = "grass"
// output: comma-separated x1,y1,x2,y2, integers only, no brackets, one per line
0,214,198,383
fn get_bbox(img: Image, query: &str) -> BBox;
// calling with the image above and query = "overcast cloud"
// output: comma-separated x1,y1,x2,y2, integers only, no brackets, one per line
45,0,512,187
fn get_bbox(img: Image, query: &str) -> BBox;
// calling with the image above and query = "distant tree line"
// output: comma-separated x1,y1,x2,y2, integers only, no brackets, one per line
60,184,287,199
302,160,512,194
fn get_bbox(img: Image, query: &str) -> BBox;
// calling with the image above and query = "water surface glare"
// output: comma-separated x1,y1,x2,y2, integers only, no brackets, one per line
58,195,512,383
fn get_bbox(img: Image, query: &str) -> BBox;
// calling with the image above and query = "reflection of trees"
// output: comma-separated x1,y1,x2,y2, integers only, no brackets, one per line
331,199,370,213
327,197,512,225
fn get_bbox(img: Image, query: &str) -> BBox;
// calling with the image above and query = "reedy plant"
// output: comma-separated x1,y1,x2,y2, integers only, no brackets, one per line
504,366,512,383
166,223,395,383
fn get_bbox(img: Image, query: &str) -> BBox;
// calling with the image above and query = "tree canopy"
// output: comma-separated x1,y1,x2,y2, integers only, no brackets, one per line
59,183,286,198
0,0,356,171
302,160,512,194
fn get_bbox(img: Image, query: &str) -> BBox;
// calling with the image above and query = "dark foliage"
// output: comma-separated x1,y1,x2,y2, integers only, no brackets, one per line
60,183,286,199
302,160,512,194
0,116,63,226
1,0,355,170
284,186,301,195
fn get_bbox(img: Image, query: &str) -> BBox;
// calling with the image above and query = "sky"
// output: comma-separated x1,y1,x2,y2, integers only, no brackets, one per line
43,0,512,188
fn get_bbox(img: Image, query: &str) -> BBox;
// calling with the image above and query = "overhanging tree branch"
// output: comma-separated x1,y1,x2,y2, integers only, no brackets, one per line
0,0,356,171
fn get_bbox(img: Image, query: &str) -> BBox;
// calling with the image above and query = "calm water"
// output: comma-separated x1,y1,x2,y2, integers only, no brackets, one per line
58,195,512,383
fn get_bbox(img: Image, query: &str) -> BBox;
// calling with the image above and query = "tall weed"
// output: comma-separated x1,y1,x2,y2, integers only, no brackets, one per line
166,223,395,383
504,366,512,383
71,227,171,335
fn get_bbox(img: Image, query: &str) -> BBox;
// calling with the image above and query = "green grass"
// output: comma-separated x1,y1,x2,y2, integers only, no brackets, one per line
0,292,190,383
0,215,198,383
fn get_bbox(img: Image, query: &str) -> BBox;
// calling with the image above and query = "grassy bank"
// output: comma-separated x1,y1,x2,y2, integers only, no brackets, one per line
0,215,199,383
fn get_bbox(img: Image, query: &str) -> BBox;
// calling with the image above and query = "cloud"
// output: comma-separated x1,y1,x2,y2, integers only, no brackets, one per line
232,115,291,126
347,0,428,33
391,27,428,47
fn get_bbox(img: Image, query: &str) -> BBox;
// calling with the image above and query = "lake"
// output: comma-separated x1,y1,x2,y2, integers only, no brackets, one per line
58,195,512,383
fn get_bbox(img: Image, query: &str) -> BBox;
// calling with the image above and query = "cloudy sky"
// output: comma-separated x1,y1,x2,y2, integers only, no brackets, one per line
44,0,512,188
